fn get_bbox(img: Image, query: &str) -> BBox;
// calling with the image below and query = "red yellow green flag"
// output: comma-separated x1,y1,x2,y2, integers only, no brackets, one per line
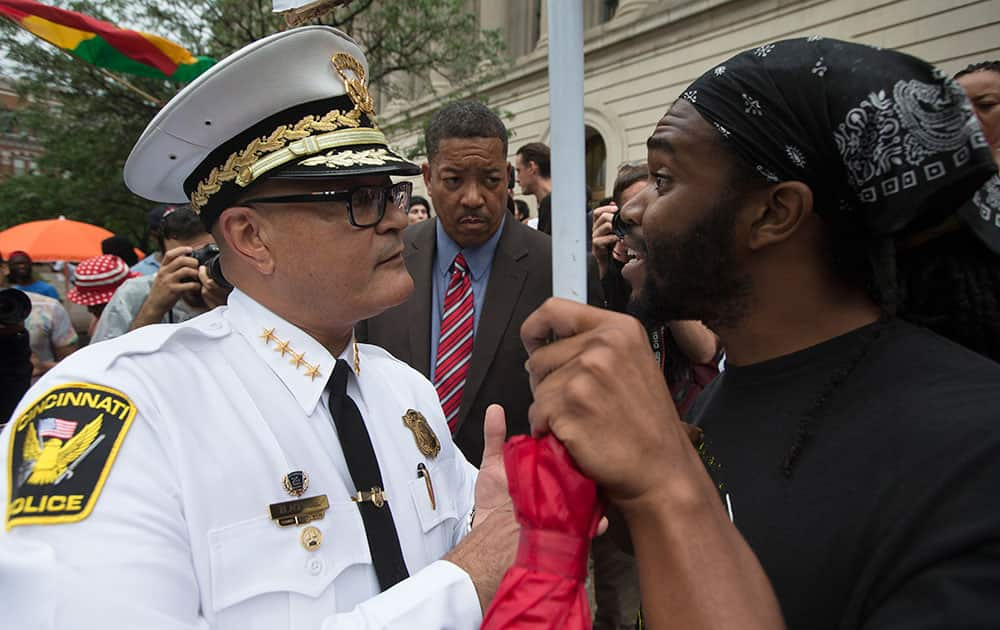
0,0,215,82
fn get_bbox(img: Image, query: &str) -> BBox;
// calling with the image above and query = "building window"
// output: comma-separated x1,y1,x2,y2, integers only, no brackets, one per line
601,0,619,22
585,126,607,204
12,157,25,175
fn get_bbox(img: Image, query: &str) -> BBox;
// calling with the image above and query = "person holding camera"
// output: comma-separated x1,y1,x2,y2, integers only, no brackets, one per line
0,278,32,425
90,205,229,343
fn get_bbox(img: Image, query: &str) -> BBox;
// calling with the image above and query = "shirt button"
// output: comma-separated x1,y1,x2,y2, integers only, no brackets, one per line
306,558,324,576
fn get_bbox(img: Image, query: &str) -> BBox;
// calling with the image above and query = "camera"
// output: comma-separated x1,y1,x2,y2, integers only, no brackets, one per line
190,243,220,268
0,288,32,327
187,243,232,290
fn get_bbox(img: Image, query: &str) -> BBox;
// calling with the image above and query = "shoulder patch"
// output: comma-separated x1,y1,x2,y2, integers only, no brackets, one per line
6,383,136,530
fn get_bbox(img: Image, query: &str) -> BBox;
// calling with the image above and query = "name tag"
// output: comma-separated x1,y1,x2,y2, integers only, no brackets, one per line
268,494,329,526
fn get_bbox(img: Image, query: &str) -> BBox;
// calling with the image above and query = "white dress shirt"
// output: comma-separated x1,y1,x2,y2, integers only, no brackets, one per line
1,289,481,629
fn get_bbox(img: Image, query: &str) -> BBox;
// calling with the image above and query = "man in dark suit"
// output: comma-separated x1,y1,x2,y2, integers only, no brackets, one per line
359,101,551,466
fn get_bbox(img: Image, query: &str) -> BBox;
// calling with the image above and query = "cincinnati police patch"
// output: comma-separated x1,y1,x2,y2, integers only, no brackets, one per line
6,383,136,530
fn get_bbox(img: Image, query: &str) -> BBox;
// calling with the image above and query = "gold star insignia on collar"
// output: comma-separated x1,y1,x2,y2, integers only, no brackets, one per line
274,339,292,357
260,327,343,383
304,363,323,381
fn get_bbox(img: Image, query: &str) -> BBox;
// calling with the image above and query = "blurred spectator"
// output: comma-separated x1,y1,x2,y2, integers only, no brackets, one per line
408,194,432,224
588,163,721,630
512,199,531,223
515,142,552,234
91,206,228,343
101,235,139,267
66,255,139,338
6,251,60,300
0,256,33,423
359,100,551,466
955,61,1000,166
24,291,78,381
131,204,172,276
592,163,648,288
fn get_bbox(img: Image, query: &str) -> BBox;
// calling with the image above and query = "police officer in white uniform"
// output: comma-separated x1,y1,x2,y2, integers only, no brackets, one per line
0,26,518,629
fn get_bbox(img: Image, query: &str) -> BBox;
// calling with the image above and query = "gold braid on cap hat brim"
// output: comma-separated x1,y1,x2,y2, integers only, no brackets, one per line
190,52,396,213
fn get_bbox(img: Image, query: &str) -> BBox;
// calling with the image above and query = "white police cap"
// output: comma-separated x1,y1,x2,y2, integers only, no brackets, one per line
124,25,418,227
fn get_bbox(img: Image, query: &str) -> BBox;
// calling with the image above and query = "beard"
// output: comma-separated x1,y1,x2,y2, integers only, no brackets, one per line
637,190,752,331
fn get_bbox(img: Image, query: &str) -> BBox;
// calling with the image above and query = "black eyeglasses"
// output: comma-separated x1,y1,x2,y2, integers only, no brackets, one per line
243,181,413,228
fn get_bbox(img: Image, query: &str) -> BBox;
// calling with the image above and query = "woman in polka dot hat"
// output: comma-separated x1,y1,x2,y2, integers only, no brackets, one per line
67,254,139,335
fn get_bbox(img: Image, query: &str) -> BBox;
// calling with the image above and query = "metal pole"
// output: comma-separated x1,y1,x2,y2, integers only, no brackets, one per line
546,0,587,303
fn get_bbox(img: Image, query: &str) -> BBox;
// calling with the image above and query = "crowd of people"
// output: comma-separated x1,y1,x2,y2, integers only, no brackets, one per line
0,25,999,630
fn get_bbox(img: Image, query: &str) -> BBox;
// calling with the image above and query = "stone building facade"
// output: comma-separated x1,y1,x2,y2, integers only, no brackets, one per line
0,80,44,181
383,0,1000,209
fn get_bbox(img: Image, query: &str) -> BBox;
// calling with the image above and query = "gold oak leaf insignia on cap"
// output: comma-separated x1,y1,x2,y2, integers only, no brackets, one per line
331,53,375,118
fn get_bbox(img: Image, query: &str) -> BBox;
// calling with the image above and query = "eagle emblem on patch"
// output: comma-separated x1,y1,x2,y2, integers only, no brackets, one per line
402,409,440,459
6,383,136,530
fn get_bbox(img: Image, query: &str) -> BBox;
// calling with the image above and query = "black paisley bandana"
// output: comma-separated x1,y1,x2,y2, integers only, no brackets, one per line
682,37,995,244
957,174,1000,254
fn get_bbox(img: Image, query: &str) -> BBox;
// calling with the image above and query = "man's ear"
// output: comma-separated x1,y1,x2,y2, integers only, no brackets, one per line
747,181,814,251
421,162,432,190
217,206,276,275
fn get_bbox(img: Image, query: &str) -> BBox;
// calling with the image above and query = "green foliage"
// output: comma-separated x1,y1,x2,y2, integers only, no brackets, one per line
0,0,508,247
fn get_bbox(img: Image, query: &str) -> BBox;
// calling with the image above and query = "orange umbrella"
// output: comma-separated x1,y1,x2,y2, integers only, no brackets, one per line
0,216,143,262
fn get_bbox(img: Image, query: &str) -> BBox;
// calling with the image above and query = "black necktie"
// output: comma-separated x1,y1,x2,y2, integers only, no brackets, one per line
327,358,409,591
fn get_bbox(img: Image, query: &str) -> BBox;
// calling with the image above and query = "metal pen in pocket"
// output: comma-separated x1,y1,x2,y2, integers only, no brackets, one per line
416,462,436,510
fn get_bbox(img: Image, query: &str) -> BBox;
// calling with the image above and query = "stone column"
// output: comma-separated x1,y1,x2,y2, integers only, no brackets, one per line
478,0,508,32
536,0,549,49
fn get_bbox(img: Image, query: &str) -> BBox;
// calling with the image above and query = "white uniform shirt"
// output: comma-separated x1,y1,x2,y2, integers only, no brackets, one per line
1,289,481,629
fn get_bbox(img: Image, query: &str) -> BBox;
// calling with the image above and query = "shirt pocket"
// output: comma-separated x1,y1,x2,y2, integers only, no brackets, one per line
408,457,460,534
207,500,372,614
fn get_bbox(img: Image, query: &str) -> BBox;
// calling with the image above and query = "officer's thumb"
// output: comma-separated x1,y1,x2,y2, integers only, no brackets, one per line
481,404,507,462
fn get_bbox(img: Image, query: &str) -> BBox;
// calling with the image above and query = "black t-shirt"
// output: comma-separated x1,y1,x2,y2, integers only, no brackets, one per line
690,319,1000,629
537,194,551,235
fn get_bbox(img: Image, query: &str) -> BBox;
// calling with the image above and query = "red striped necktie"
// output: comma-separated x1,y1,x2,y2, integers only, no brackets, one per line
435,252,474,433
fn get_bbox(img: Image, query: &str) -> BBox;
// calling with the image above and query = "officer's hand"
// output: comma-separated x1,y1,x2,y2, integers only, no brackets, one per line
591,204,618,279
444,502,519,613
472,404,510,527
522,298,703,510
198,265,230,310
146,246,200,314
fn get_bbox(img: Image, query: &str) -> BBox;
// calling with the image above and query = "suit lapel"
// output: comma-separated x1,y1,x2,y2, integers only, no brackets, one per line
404,220,435,379
455,220,529,431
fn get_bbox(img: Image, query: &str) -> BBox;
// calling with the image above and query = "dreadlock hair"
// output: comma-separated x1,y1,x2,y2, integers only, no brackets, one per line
954,61,1000,80
897,229,1000,363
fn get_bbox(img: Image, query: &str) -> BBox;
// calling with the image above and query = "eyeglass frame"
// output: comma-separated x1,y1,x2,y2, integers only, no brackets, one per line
241,181,413,228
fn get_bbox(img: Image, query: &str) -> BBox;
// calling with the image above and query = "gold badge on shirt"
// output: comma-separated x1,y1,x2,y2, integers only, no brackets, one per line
402,409,440,459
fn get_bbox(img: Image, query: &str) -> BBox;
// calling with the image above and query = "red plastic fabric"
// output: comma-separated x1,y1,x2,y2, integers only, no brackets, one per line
481,434,604,630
